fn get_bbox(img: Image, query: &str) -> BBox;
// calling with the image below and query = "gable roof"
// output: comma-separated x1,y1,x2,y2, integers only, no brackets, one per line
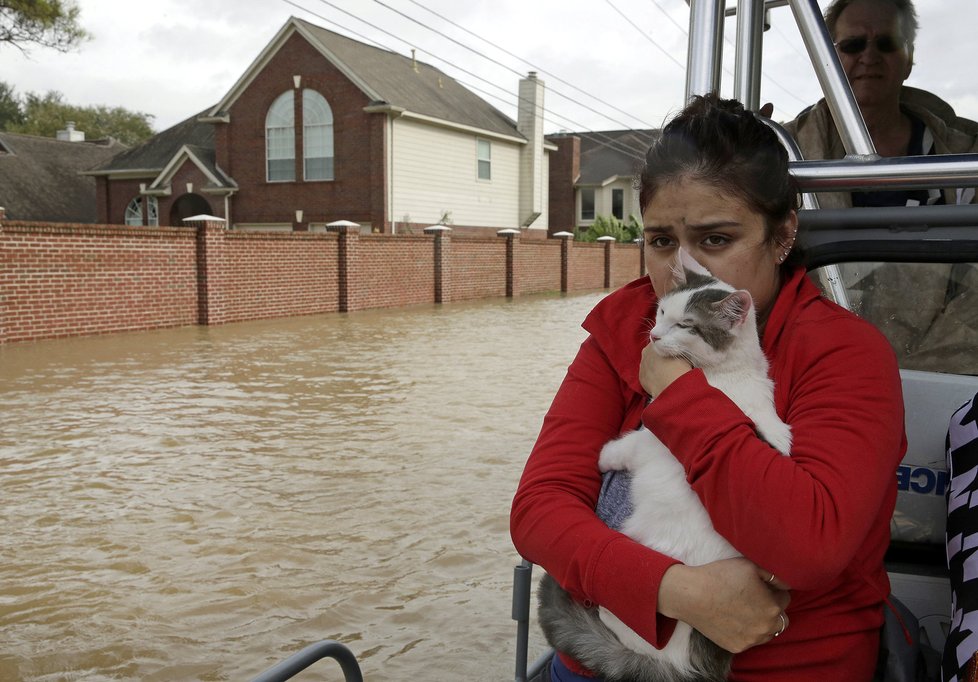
86,111,215,177
209,16,522,140
0,132,127,222
569,129,659,186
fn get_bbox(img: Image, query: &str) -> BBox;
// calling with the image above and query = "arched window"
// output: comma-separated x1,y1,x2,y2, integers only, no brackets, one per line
266,91,296,182
303,89,334,181
124,196,158,226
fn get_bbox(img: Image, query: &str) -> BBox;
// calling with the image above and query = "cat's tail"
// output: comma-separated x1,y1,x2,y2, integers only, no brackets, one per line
536,573,731,682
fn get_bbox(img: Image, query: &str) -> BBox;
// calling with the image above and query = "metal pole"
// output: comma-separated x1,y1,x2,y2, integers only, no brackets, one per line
686,0,725,100
787,0,876,156
733,0,765,110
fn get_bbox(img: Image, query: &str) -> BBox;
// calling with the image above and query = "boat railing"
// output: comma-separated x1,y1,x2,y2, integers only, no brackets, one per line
250,639,364,682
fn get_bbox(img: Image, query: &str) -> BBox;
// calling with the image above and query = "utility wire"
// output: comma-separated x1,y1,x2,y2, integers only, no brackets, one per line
281,0,653,161
404,0,657,130
365,0,656,134
604,0,686,70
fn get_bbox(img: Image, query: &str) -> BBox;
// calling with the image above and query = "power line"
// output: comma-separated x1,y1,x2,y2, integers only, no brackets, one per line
604,0,686,71
280,0,652,161
404,0,657,130
365,0,657,134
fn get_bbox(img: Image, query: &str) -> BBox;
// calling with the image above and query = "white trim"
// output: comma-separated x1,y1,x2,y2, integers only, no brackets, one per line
399,110,526,144
207,18,383,120
150,145,227,190
80,168,160,179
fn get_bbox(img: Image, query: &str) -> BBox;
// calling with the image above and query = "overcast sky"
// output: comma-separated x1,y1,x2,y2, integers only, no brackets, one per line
2,0,976,136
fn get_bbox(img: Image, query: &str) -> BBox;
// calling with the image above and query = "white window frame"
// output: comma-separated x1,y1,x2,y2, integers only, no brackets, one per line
124,196,158,226
580,188,595,221
266,91,296,182
477,138,491,180
302,89,334,181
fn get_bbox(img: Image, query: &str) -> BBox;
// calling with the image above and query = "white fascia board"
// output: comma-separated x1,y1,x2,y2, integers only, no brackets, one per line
150,145,224,190
398,110,526,145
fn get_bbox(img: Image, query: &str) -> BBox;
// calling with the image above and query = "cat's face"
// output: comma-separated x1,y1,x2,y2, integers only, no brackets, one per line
650,280,754,368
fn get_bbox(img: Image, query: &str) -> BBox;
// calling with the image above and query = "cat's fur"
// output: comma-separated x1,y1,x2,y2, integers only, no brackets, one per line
537,250,792,682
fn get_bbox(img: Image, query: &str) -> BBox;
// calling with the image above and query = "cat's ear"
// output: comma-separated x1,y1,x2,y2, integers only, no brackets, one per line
715,290,753,328
670,248,710,287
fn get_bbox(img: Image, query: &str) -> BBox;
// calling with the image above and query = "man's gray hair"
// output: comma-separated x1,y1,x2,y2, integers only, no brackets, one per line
824,0,919,47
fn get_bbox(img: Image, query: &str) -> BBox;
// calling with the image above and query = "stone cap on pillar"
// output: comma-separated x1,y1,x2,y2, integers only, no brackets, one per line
496,228,519,237
423,224,452,234
552,231,574,239
597,236,617,242
183,214,226,228
326,219,361,234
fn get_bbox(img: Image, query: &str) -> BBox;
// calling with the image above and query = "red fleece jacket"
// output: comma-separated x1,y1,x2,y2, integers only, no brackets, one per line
510,267,907,681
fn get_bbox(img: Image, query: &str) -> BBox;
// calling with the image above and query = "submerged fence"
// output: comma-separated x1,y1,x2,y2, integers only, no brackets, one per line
0,218,645,344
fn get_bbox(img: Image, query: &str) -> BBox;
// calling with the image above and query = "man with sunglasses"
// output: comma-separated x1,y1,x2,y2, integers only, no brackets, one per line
780,0,978,377
784,0,978,209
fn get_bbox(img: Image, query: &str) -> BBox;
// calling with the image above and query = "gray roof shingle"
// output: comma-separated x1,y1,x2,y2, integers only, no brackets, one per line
89,111,213,174
0,132,127,222
572,129,658,185
295,18,520,138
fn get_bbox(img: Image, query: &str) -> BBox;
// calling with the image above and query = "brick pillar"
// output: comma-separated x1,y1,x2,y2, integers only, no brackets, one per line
327,222,361,312
553,231,574,293
0,210,6,344
186,215,228,325
598,236,616,288
424,225,452,303
636,238,646,277
498,229,520,298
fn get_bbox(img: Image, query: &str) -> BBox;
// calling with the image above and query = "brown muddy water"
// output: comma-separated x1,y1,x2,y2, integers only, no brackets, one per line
0,291,606,681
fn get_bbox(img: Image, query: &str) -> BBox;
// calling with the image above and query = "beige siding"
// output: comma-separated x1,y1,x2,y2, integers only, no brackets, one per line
390,118,521,229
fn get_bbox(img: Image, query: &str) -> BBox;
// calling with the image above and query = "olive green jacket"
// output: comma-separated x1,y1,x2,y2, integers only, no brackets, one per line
781,86,978,208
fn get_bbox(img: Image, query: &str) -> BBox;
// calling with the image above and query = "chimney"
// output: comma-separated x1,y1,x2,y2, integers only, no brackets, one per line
56,121,85,142
517,72,545,231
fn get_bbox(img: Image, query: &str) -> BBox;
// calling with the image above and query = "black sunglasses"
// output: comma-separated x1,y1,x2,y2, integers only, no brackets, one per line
835,35,905,54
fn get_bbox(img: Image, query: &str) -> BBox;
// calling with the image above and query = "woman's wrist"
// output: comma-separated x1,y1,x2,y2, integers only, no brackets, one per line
657,563,698,621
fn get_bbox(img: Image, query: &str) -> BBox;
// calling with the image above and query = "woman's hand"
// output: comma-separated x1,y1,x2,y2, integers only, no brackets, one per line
658,558,791,653
639,342,692,398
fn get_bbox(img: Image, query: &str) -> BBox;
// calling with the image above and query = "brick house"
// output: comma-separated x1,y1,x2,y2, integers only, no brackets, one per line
0,125,126,222
84,16,555,236
546,129,658,232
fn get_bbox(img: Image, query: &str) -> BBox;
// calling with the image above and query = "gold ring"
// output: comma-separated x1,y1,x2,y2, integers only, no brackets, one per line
774,613,787,638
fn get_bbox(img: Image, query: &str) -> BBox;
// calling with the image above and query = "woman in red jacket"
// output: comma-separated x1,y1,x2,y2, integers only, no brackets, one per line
510,94,906,681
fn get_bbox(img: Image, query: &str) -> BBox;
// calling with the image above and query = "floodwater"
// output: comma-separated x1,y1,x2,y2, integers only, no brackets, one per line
0,291,605,681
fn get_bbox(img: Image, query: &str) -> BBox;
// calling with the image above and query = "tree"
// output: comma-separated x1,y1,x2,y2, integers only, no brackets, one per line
5,89,155,145
0,0,90,54
0,80,23,129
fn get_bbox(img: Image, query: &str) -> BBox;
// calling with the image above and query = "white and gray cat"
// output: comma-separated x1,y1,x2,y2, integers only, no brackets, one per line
537,250,792,682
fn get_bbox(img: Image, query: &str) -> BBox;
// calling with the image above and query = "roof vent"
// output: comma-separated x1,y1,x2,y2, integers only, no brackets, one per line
56,121,85,142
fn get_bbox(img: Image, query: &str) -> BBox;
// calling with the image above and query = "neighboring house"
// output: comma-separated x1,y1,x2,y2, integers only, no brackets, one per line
85,16,555,236
547,129,658,232
0,126,126,223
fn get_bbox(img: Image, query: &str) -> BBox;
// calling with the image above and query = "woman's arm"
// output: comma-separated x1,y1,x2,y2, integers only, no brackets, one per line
648,313,905,590
511,335,790,647
511,335,682,646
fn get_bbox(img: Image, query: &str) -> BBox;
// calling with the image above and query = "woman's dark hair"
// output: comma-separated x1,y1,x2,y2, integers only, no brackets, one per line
638,94,799,241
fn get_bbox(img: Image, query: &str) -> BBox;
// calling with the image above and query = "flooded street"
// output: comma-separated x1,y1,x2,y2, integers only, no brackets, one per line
0,291,604,681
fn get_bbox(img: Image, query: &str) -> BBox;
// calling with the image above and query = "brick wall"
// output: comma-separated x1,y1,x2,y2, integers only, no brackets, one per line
0,221,645,344
450,237,508,301
1,222,198,342
547,135,580,234
222,232,340,322
219,33,388,231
